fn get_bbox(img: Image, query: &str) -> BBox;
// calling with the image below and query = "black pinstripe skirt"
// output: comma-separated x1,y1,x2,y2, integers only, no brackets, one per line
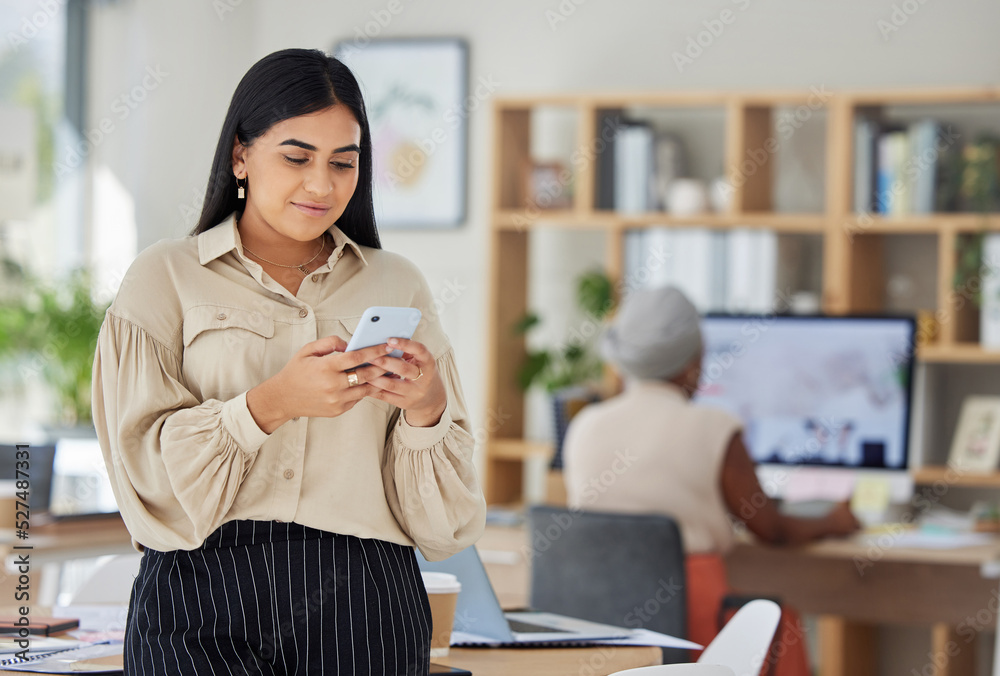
123,520,432,676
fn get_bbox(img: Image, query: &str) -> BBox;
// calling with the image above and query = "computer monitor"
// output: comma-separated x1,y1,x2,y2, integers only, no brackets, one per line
47,438,119,518
695,314,916,503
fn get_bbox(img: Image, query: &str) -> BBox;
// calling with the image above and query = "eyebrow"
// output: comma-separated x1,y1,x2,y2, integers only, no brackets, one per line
278,139,360,153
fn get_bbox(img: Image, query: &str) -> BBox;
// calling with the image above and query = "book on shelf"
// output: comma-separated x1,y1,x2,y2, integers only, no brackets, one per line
854,115,962,216
623,228,776,314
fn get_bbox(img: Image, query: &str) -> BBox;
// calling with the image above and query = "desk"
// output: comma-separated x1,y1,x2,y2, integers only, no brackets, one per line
0,646,662,676
439,645,662,675
0,520,662,675
0,516,135,607
726,536,1000,676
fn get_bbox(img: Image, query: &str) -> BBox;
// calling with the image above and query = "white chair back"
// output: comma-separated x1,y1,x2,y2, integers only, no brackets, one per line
69,552,143,604
697,599,782,676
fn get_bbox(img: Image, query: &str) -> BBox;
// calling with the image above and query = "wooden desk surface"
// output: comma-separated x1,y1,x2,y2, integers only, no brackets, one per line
439,645,663,675
0,645,663,676
0,515,134,564
726,534,1000,626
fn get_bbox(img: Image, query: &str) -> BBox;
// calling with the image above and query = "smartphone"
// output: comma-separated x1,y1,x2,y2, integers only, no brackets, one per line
345,306,422,362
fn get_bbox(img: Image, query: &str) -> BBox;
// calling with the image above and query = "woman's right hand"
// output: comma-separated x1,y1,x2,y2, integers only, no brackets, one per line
246,335,390,434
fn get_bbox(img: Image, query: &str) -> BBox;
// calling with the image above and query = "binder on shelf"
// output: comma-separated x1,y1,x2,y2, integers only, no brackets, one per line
595,109,623,210
908,119,940,214
981,233,1000,350
853,116,878,214
613,120,655,213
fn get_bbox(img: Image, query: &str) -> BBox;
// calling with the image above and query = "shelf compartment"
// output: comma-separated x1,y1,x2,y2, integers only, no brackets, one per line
917,343,1000,363
489,439,554,461
912,465,1000,488
842,214,1000,235
493,210,826,232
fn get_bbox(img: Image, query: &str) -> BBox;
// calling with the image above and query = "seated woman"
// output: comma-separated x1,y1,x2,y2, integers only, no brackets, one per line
562,285,860,676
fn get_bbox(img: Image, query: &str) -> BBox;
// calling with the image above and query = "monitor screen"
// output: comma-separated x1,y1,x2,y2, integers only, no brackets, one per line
695,315,916,472
48,438,119,518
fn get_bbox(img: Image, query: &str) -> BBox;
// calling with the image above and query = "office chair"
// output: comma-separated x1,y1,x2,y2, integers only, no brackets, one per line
528,506,689,663
697,599,781,676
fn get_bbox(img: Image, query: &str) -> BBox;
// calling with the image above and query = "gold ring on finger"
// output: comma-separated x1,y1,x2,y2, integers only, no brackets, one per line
347,371,360,387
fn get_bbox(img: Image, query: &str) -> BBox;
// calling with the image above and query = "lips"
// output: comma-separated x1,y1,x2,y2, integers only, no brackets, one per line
292,202,331,217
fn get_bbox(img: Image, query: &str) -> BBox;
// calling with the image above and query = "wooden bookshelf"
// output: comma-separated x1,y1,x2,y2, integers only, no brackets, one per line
485,88,1000,504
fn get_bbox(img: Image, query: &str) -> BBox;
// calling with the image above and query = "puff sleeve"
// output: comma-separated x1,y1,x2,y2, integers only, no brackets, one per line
91,311,269,551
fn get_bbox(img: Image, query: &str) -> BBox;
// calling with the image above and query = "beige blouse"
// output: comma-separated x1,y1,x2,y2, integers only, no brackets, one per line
562,380,742,554
91,213,486,560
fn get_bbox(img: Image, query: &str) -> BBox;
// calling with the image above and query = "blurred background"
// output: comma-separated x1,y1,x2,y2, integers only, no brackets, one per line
1,2,999,674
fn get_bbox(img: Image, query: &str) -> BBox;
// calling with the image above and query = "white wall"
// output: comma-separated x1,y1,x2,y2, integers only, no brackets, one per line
85,3,1000,673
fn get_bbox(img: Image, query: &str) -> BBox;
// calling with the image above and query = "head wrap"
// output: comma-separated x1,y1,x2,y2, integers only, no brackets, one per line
600,286,702,381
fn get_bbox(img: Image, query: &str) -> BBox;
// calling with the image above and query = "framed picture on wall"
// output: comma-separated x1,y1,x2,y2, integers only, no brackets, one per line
947,396,1000,473
334,37,469,229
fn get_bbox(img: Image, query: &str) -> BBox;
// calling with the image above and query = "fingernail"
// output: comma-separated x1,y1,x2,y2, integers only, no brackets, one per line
385,344,394,353
388,338,399,345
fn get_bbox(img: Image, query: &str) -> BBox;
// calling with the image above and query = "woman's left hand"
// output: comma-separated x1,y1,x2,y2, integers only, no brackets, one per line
364,337,447,427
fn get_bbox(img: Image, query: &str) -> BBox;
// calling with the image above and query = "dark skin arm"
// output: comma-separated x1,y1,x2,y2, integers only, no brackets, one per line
720,432,861,546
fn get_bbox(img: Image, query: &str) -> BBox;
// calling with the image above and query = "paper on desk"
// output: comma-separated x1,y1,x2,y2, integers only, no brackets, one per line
589,628,702,650
450,629,701,650
862,530,997,550
51,606,127,634
0,638,85,655
4,642,122,673
782,468,856,502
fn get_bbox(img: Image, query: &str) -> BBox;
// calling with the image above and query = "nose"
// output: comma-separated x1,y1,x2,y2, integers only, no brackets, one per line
303,163,333,197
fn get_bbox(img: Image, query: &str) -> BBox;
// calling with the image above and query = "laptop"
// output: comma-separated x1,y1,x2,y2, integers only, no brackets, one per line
416,545,635,645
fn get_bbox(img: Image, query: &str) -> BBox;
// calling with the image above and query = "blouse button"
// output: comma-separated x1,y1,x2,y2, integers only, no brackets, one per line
298,309,308,318
311,274,319,283
292,417,300,422
283,469,294,480
216,312,227,321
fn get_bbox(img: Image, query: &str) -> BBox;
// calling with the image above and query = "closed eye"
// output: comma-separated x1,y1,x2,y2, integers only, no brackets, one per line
283,156,356,170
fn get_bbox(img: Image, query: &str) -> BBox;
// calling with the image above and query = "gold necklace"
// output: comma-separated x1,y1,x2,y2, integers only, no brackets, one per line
242,236,327,276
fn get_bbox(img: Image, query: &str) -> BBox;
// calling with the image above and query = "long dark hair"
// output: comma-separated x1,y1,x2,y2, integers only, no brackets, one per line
192,48,381,249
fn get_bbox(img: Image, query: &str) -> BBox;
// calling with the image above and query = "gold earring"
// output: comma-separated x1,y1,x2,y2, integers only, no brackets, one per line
236,176,247,199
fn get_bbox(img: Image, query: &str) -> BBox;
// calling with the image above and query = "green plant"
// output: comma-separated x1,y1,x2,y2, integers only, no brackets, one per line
0,268,110,426
515,270,615,393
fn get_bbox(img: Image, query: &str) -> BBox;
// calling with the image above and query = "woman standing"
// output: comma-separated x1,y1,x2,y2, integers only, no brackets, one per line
92,48,486,675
